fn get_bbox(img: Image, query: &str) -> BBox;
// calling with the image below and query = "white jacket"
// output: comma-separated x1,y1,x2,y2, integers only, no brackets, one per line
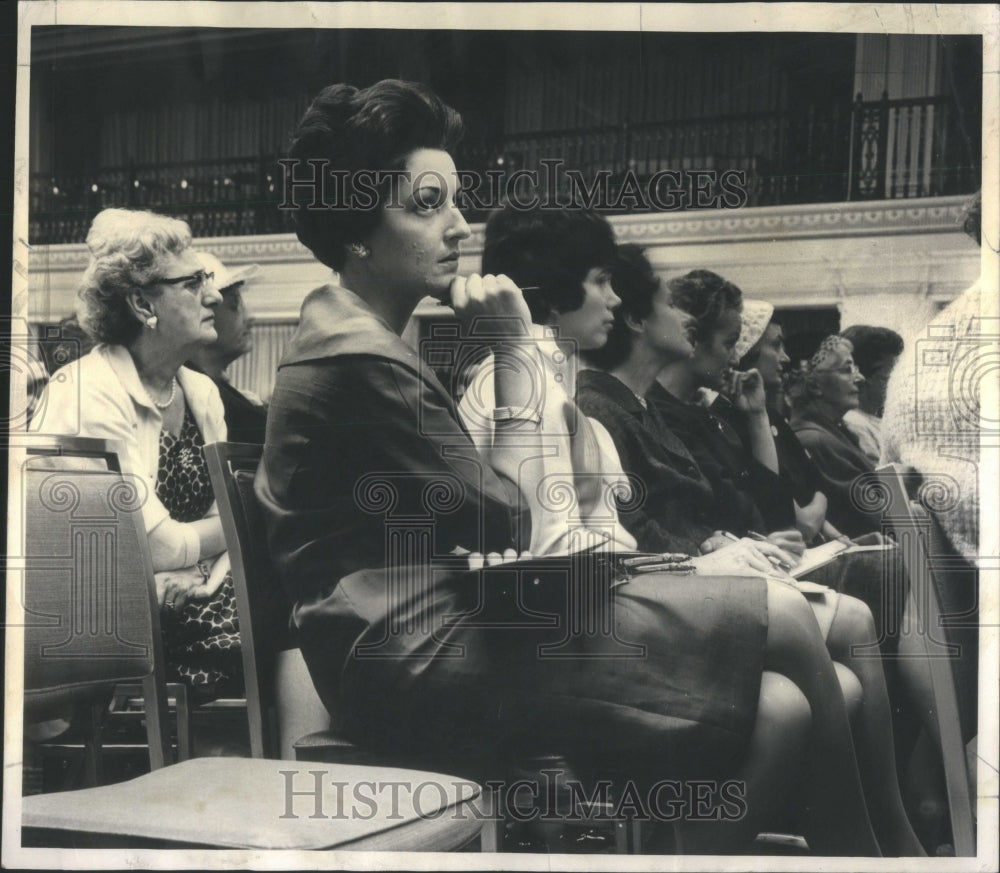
31,343,227,571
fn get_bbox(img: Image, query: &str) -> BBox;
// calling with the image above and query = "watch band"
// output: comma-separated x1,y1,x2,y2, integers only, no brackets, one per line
492,405,543,424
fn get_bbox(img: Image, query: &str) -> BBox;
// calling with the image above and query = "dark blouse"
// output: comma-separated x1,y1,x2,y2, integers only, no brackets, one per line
576,370,717,554
645,382,773,535
790,407,880,537
711,400,824,529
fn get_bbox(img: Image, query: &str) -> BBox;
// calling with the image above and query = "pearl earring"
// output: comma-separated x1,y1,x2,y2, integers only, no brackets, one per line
145,315,158,329
349,243,370,258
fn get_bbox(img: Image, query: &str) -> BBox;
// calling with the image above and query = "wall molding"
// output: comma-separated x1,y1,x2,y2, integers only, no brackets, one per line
27,194,979,325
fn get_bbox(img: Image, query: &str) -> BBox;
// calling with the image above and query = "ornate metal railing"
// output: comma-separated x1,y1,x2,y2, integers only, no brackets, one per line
28,96,978,244
847,92,978,201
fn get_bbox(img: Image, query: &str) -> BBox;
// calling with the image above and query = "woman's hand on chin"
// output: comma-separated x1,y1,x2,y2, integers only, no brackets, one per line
449,274,533,342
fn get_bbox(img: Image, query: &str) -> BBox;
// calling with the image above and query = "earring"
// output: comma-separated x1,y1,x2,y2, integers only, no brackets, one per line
349,243,370,258
145,315,158,329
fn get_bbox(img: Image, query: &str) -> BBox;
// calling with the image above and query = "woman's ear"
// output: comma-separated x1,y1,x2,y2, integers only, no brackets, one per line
125,290,156,326
805,376,824,398
623,311,645,336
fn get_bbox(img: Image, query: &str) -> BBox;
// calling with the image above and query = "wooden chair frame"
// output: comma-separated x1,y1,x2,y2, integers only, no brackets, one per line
22,436,172,776
205,440,286,758
875,463,976,856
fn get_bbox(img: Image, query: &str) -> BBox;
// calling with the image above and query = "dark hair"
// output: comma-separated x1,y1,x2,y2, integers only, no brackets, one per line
961,189,981,246
582,244,659,371
481,204,617,323
666,269,743,343
286,79,464,272
839,325,904,376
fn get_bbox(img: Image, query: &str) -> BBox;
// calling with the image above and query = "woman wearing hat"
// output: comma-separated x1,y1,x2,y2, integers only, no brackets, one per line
725,300,838,544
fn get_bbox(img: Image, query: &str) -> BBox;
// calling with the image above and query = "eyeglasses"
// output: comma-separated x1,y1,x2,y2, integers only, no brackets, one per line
148,270,215,294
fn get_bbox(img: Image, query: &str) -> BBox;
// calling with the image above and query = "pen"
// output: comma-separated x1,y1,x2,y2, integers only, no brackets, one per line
746,531,793,573
441,284,541,307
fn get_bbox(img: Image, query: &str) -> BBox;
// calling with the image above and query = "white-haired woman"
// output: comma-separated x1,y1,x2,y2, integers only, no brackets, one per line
32,208,242,700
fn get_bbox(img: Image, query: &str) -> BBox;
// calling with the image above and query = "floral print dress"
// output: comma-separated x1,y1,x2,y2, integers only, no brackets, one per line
156,404,242,700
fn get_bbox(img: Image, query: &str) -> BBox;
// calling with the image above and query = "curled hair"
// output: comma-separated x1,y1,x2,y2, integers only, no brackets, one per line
482,204,617,323
286,79,464,272
839,325,903,377
583,244,659,371
76,208,192,345
665,269,743,343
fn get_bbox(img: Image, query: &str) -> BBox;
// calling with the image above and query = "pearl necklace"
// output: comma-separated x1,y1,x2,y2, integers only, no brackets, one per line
147,377,177,410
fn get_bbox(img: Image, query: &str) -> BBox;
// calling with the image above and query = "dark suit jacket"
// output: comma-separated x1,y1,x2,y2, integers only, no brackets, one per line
790,407,880,537
186,364,268,445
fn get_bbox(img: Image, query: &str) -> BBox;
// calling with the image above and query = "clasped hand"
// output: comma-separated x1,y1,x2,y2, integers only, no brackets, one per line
449,273,533,342
155,552,230,612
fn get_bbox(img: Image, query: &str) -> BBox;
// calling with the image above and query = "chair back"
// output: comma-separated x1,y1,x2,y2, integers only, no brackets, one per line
873,463,976,856
205,441,296,758
20,436,171,770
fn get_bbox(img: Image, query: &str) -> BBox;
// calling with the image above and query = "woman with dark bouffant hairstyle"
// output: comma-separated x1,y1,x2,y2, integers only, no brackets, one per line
256,80,899,855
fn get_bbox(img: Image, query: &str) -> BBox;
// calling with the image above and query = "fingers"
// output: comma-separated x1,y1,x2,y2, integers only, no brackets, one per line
767,530,806,558
743,552,778,574
449,275,467,310
468,548,528,570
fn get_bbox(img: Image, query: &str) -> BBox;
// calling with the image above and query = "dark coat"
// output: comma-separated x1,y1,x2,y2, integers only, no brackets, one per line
790,407,880,537
255,286,767,771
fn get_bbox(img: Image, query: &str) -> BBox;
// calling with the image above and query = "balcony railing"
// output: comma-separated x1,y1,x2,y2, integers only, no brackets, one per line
29,95,978,245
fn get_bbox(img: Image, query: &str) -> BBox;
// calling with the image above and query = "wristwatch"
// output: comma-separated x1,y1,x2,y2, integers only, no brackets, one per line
492,406,542,424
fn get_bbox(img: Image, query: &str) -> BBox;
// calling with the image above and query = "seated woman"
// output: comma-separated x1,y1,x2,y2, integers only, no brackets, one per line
455,204,637,556
647,270,805,556
579,244,923,856
788,336,882,538
839,325,905,465
718,301,835,544
255,78,897,855
31,209,242,701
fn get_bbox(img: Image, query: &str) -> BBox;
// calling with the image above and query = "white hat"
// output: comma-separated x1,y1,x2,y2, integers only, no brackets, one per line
196,250,260,292
735,299,774,361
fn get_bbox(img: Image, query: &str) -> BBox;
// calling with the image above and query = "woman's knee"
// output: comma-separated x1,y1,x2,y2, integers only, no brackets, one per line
756,670,812,743
765,581,825,664
827,594,879,658
833,662,864,724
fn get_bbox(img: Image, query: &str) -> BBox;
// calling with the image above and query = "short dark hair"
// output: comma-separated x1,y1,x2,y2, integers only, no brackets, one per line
839,325,904,376
666,269,743,343
481,205,617,323
286,79,464,272
582,244,659,371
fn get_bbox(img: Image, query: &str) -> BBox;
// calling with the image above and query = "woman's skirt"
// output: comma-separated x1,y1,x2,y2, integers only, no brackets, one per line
297,561,768,785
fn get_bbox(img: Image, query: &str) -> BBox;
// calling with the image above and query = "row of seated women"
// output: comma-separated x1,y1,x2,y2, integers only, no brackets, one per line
30,78,945,855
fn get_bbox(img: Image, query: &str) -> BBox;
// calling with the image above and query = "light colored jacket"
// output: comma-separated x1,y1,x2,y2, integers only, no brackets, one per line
31,343,227,570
